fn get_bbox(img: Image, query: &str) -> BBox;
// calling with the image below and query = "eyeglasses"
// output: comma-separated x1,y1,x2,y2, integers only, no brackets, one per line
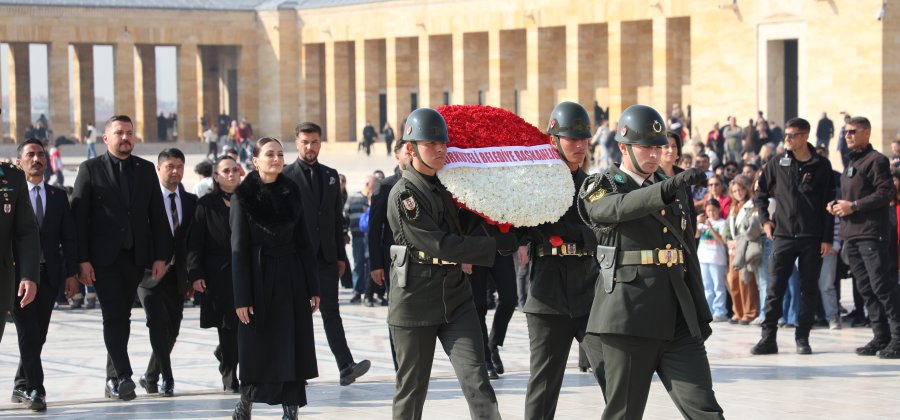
846,129,865,136
784,132,808,139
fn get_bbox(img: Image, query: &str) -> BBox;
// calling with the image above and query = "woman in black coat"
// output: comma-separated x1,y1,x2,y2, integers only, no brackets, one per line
187,156,243,392
230,137,320,420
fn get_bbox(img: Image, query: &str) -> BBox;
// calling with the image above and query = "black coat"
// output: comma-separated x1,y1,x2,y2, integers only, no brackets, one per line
231,171,319,383
71,153,170,267
153,185,197,296
188,191,236,329
2,163,40,291
15,182,77,288
282,159,347,264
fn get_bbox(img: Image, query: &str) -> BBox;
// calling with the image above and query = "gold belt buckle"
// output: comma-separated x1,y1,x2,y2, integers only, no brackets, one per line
640,250,654,265
657,248,677,267
560,243,576,256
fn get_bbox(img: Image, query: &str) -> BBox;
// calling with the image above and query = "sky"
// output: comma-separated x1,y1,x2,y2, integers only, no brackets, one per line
1,43,177,121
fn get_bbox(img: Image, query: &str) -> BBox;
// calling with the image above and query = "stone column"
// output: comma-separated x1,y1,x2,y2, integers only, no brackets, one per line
114,41,136,120
177,43,200,142
134,45,157,142
355,39,385,142
487,29,502,107
490,29,526,113
199,46,221,133
417,33,431,108
48,41,72,139
302,43,324,128
325,40,353,142
72,44,95,142
522,27,540,126
607,21,625,122
452,31,465,105
386,37,417,130
652,17,676,117
237,43,260,128
7,43,31,142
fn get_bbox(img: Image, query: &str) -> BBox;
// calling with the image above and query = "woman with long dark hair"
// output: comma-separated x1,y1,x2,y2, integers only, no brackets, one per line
187,156,242,393
230,137,320,420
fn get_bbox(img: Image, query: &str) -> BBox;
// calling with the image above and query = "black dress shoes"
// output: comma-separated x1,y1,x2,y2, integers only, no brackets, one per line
485,361,499,380
117,376,137,401
490,347,504,375
139,375,159,394
282,404,299,420
855,338,889,356
11,387,28,404
26,390,46,411
750,339,778,355
160,379,174,397
339,360,371,386
796,338,813,355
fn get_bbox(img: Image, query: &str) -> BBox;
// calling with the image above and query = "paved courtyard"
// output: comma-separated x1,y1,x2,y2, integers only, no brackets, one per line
0,282,898,419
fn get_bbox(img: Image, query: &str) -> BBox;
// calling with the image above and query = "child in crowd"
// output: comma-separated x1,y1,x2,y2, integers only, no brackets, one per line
697,198,729,322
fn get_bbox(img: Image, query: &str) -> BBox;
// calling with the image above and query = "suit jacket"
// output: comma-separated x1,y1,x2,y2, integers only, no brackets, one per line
14,182,77,289
153,184,197,296
71,153,170,268
582,164,712,340
283,159,348,264
0,163,40,288
367,169,401,272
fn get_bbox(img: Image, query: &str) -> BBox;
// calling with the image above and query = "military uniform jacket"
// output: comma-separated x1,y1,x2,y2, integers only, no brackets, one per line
0,163,40,287
522,169,598,317
582,164,712,340
386,167,498,327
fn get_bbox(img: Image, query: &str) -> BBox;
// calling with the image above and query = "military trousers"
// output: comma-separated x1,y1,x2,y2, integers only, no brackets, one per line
525,313,605,420
593,320,723,420
0,265,15,344
389,305,500,420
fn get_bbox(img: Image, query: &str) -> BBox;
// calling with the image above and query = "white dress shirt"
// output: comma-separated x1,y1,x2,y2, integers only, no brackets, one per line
160,185,182,235
26,180,47,217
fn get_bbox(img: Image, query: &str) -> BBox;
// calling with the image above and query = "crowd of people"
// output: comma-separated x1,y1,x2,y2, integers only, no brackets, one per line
1,99,899,420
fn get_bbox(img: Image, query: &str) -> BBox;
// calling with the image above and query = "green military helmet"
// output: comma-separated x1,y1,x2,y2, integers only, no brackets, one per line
547,101,592,139
402,108,449,143
615,104,668,146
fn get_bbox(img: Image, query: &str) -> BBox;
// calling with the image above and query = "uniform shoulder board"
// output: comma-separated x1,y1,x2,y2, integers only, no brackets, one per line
397,189,419,220
579,172,616,203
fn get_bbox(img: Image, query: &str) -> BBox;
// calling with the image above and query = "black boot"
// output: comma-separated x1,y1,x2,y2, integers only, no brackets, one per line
233,388,252,420
490,346,504,375
282,405,298,420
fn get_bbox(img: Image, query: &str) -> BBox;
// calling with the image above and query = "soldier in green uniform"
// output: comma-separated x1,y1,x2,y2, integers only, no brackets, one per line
387,107,517,420
522,101,606,420
0,159,41,344
579,104,724,419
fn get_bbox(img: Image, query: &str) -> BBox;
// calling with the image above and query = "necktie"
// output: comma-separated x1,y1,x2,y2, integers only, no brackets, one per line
169,192,179,234
118,160,131,206
34,186,44,263
33,185,43,227
308,166,322,204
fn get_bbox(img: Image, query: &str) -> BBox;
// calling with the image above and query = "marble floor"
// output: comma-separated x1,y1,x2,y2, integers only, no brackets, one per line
0,281,898,419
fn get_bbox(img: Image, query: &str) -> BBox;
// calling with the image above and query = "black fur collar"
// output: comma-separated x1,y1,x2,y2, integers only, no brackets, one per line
235,171,302,232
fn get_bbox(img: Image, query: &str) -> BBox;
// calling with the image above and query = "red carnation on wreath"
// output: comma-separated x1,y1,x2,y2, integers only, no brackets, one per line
434,105,575,231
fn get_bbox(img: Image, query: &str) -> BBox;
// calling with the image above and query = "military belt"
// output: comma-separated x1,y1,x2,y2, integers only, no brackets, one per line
536,243,595,258
412,250,458,266
617,247,684,267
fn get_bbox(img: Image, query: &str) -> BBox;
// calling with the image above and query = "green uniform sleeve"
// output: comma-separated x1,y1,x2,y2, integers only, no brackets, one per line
584,183,668,225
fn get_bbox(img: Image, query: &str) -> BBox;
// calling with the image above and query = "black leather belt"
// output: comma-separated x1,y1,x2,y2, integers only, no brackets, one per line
617,247,684,267
412,251,458,266
536,243,595,258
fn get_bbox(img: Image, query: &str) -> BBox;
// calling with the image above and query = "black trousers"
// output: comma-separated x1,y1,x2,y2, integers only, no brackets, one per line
845,239,900,341
594,320,723,420
317,260,354,369
525,313,605,420
137,270,184,382
12,266,58,393
762,238,823,340
470,254,518,359
217,326,239,390
93,250,144,379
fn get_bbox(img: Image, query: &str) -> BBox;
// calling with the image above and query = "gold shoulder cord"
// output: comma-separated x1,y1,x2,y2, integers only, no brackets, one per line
577,173,617,235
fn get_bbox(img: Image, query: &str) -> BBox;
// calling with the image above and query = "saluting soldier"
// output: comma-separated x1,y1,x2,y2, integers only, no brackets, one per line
0,158,41,344
387,107,517,420
522,101,606,420
579,105,724,419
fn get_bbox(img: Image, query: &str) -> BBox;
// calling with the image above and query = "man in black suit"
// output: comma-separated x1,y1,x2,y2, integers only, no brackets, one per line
367,139,410,371
71,115,170,401
9,139,78,411
284,122,371,386
137,148,196,397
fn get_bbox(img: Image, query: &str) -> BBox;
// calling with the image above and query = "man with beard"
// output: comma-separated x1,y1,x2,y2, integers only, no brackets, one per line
283,122,371,385
9,139,76,411
71,115,171,401
137,148,197,397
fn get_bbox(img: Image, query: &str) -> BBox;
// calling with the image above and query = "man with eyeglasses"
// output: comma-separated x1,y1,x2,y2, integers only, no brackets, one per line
752,117,835,356
827,116,900,359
